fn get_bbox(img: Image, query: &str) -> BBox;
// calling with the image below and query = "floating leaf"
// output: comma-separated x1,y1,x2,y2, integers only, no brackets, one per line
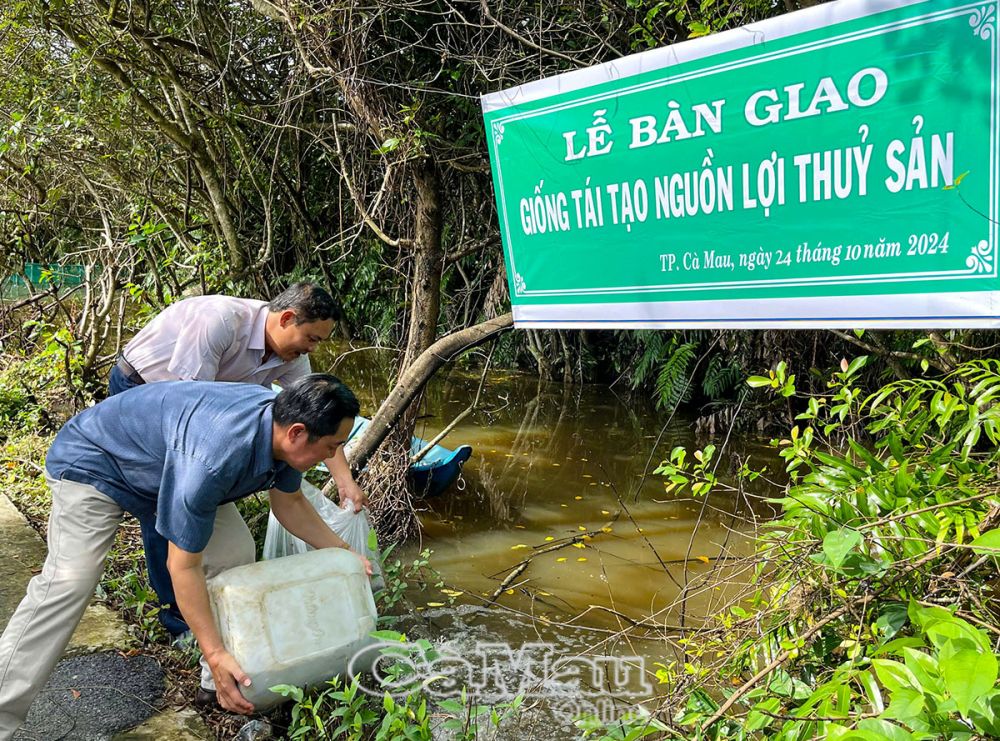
696,556,710,564
511,544,529,550
574,496,583,500
556,557,567,563
577,557,588,562
426,602,445,607
578,526,587,531
544,536,554,541
573,542,586,549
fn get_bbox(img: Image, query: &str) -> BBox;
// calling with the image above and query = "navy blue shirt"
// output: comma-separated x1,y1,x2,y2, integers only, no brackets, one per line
45,382,301,552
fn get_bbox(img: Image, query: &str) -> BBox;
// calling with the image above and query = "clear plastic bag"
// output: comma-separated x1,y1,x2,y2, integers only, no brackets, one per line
263,480,384,592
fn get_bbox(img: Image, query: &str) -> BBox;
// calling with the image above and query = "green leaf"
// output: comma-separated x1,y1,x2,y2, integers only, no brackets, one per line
848,438,885,472
687,21,711,38
941,649,998,716
901,648,944,700
881,687,924,723
875,602,909,638
855,718,914,741
823,528,862,569
744,697,781,732
376,137,400,154
872,659,920,694
845,355,869,377
970,529,1000,556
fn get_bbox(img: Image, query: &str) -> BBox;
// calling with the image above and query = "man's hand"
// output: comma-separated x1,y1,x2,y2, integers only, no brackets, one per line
326,447,368,512
353,551,374,577
206,648,255,714
167,542,255,715
337,478,368,512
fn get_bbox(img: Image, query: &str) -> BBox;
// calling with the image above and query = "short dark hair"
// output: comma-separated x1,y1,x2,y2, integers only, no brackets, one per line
269,282,340,325
273,373,360,440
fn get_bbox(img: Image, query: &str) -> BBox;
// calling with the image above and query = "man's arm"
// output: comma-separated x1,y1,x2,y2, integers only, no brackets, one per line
324,446,368,512
166,543,255,714
270,488,373,574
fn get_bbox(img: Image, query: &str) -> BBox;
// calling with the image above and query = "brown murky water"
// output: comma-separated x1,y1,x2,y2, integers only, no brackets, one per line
313,343,780,735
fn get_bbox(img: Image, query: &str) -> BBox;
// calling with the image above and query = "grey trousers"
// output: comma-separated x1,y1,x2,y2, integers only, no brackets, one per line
0,475,254,739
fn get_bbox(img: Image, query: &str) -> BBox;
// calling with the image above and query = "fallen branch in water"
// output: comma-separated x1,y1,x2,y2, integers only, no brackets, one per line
575,605,702,633
487,562,529,604
486,529,609,580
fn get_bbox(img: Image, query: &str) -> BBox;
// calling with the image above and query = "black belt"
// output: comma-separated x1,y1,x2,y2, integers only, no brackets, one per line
115,356,145,385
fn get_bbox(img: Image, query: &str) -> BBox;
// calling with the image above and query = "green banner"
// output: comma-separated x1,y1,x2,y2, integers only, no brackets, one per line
482,0,999,327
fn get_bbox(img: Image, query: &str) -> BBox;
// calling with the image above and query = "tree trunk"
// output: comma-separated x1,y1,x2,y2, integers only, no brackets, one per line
343,313,513,472
401,160,443,372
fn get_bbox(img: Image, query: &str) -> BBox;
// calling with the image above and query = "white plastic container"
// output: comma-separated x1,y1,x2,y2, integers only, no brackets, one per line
207,548,378,709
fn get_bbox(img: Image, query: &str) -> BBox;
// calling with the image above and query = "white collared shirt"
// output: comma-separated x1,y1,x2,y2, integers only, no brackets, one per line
122,295,311,386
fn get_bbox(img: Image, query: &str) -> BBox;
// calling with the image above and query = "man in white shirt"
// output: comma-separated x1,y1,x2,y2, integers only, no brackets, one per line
108,282,368,637
110,283,332,391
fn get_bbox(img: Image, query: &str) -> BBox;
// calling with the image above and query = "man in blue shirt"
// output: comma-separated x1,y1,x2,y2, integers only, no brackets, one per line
109,282,369,638
0,374,370,735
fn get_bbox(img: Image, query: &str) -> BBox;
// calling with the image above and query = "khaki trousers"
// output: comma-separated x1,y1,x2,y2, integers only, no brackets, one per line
0,475,254,739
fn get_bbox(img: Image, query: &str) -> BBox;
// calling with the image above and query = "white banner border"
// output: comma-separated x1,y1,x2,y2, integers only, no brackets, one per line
512,290,1000,329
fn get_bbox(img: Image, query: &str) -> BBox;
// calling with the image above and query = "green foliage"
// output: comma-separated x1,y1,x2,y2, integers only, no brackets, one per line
675,603,1000,740
623,332,719,410
575,708,671,739
702,355,743,400
654,341,697,410
654,443,718,497
746,360,796,398
0,433,52,525
0,376,40,435
273,676,382,740
645,356,1000,739
237,493,274,560
624,0,779,50
272,636,523,740
627,331,679,390
438,688,524,741
99,556,168,644
375,546,442,620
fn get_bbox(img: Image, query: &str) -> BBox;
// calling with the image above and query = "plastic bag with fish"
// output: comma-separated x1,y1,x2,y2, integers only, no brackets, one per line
263,480,384,593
